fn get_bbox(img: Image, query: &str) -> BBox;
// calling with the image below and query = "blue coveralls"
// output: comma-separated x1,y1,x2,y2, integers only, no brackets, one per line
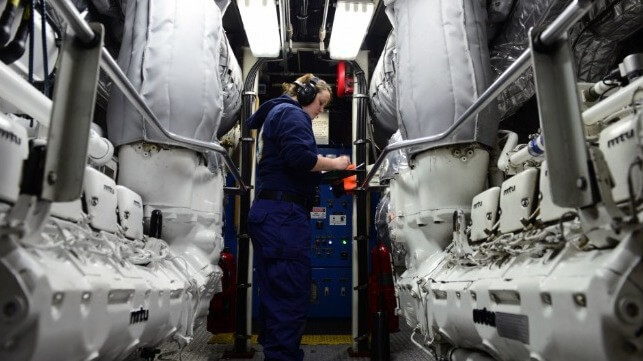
246,95,321,361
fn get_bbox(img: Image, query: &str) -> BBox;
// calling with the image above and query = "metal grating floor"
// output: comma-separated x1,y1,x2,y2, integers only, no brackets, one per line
128,321,434,361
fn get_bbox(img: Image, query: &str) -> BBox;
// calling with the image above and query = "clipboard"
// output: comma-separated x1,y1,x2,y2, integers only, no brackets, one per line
320,163,364,184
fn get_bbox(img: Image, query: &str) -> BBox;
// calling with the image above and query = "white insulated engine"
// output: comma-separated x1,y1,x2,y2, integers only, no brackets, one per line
370,0,643,360
0,0,243,360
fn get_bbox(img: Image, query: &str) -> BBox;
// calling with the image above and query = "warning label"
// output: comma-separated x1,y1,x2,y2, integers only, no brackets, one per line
310,207,326,219
329,214,347,226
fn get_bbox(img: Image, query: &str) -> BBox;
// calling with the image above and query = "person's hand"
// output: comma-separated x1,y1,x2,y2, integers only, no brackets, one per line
334,155,351,170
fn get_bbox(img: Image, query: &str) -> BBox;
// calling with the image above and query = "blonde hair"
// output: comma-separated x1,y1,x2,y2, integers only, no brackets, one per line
282,73,332,103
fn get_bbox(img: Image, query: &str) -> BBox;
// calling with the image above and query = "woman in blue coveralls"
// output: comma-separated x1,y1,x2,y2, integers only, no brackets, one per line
246,73,351,361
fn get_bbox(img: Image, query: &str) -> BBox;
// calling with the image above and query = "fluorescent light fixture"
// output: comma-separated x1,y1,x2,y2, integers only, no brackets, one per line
328,1,374,60
237,0,281,58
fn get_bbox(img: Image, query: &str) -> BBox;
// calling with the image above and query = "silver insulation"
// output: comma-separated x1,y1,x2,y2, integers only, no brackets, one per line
105,0,225,147
217,35,243,137
383,0,498,149
369,30,398,140
489,0,643,118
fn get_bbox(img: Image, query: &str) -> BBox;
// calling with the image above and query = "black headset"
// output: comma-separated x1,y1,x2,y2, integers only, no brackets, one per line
294,77,319,106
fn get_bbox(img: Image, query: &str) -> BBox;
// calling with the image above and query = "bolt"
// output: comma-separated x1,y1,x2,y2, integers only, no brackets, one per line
82,292,91,301
455,291,461,299
541,293,552,305
576,177,587,190
3,301,18,318
47,171,57,185
625,302,639,318
53,293,64,304
471,291,477,301
573,293,587,307
618,298,641,324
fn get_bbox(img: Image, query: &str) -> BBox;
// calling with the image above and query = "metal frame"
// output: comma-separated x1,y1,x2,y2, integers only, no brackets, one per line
361,0,595,189
47,0,247,192
41,22,104,202
349,61,371,355
529,29,595,208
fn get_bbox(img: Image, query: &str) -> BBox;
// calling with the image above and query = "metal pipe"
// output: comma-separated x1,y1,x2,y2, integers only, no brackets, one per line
0,60,113,165
350,61,371,354
508,134,545,167
296,0,309,37
47,0,94,44
496,130,519,172
538,0,593,46
232,58,264,355
361,0,593,189
319,0,330,51
285,0,293,51
583,75,643,125
46,0,247,191
279,0,287,70
0,61,51,127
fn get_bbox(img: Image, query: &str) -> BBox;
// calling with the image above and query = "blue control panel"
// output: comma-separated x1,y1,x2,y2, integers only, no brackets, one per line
307,146,353,317
309,267,352,318
310,185,353,268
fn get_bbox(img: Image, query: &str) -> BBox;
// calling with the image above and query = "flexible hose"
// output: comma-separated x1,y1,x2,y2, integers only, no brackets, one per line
0,3,30,64
0,0,20,45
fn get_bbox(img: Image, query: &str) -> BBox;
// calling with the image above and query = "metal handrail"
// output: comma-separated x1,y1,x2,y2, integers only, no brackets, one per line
48,0,247,191
361,0,594,189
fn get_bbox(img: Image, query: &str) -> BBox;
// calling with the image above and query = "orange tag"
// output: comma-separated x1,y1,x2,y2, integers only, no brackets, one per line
343,164,357,194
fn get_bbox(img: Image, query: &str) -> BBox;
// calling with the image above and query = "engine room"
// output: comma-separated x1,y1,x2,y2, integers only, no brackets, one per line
0,1,642,361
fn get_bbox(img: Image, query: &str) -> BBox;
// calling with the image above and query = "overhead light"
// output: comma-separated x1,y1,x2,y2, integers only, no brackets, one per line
328,1,374,60
237,0,281,58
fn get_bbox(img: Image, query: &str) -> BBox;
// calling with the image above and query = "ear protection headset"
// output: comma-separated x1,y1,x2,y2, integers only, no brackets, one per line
294,77,319,106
